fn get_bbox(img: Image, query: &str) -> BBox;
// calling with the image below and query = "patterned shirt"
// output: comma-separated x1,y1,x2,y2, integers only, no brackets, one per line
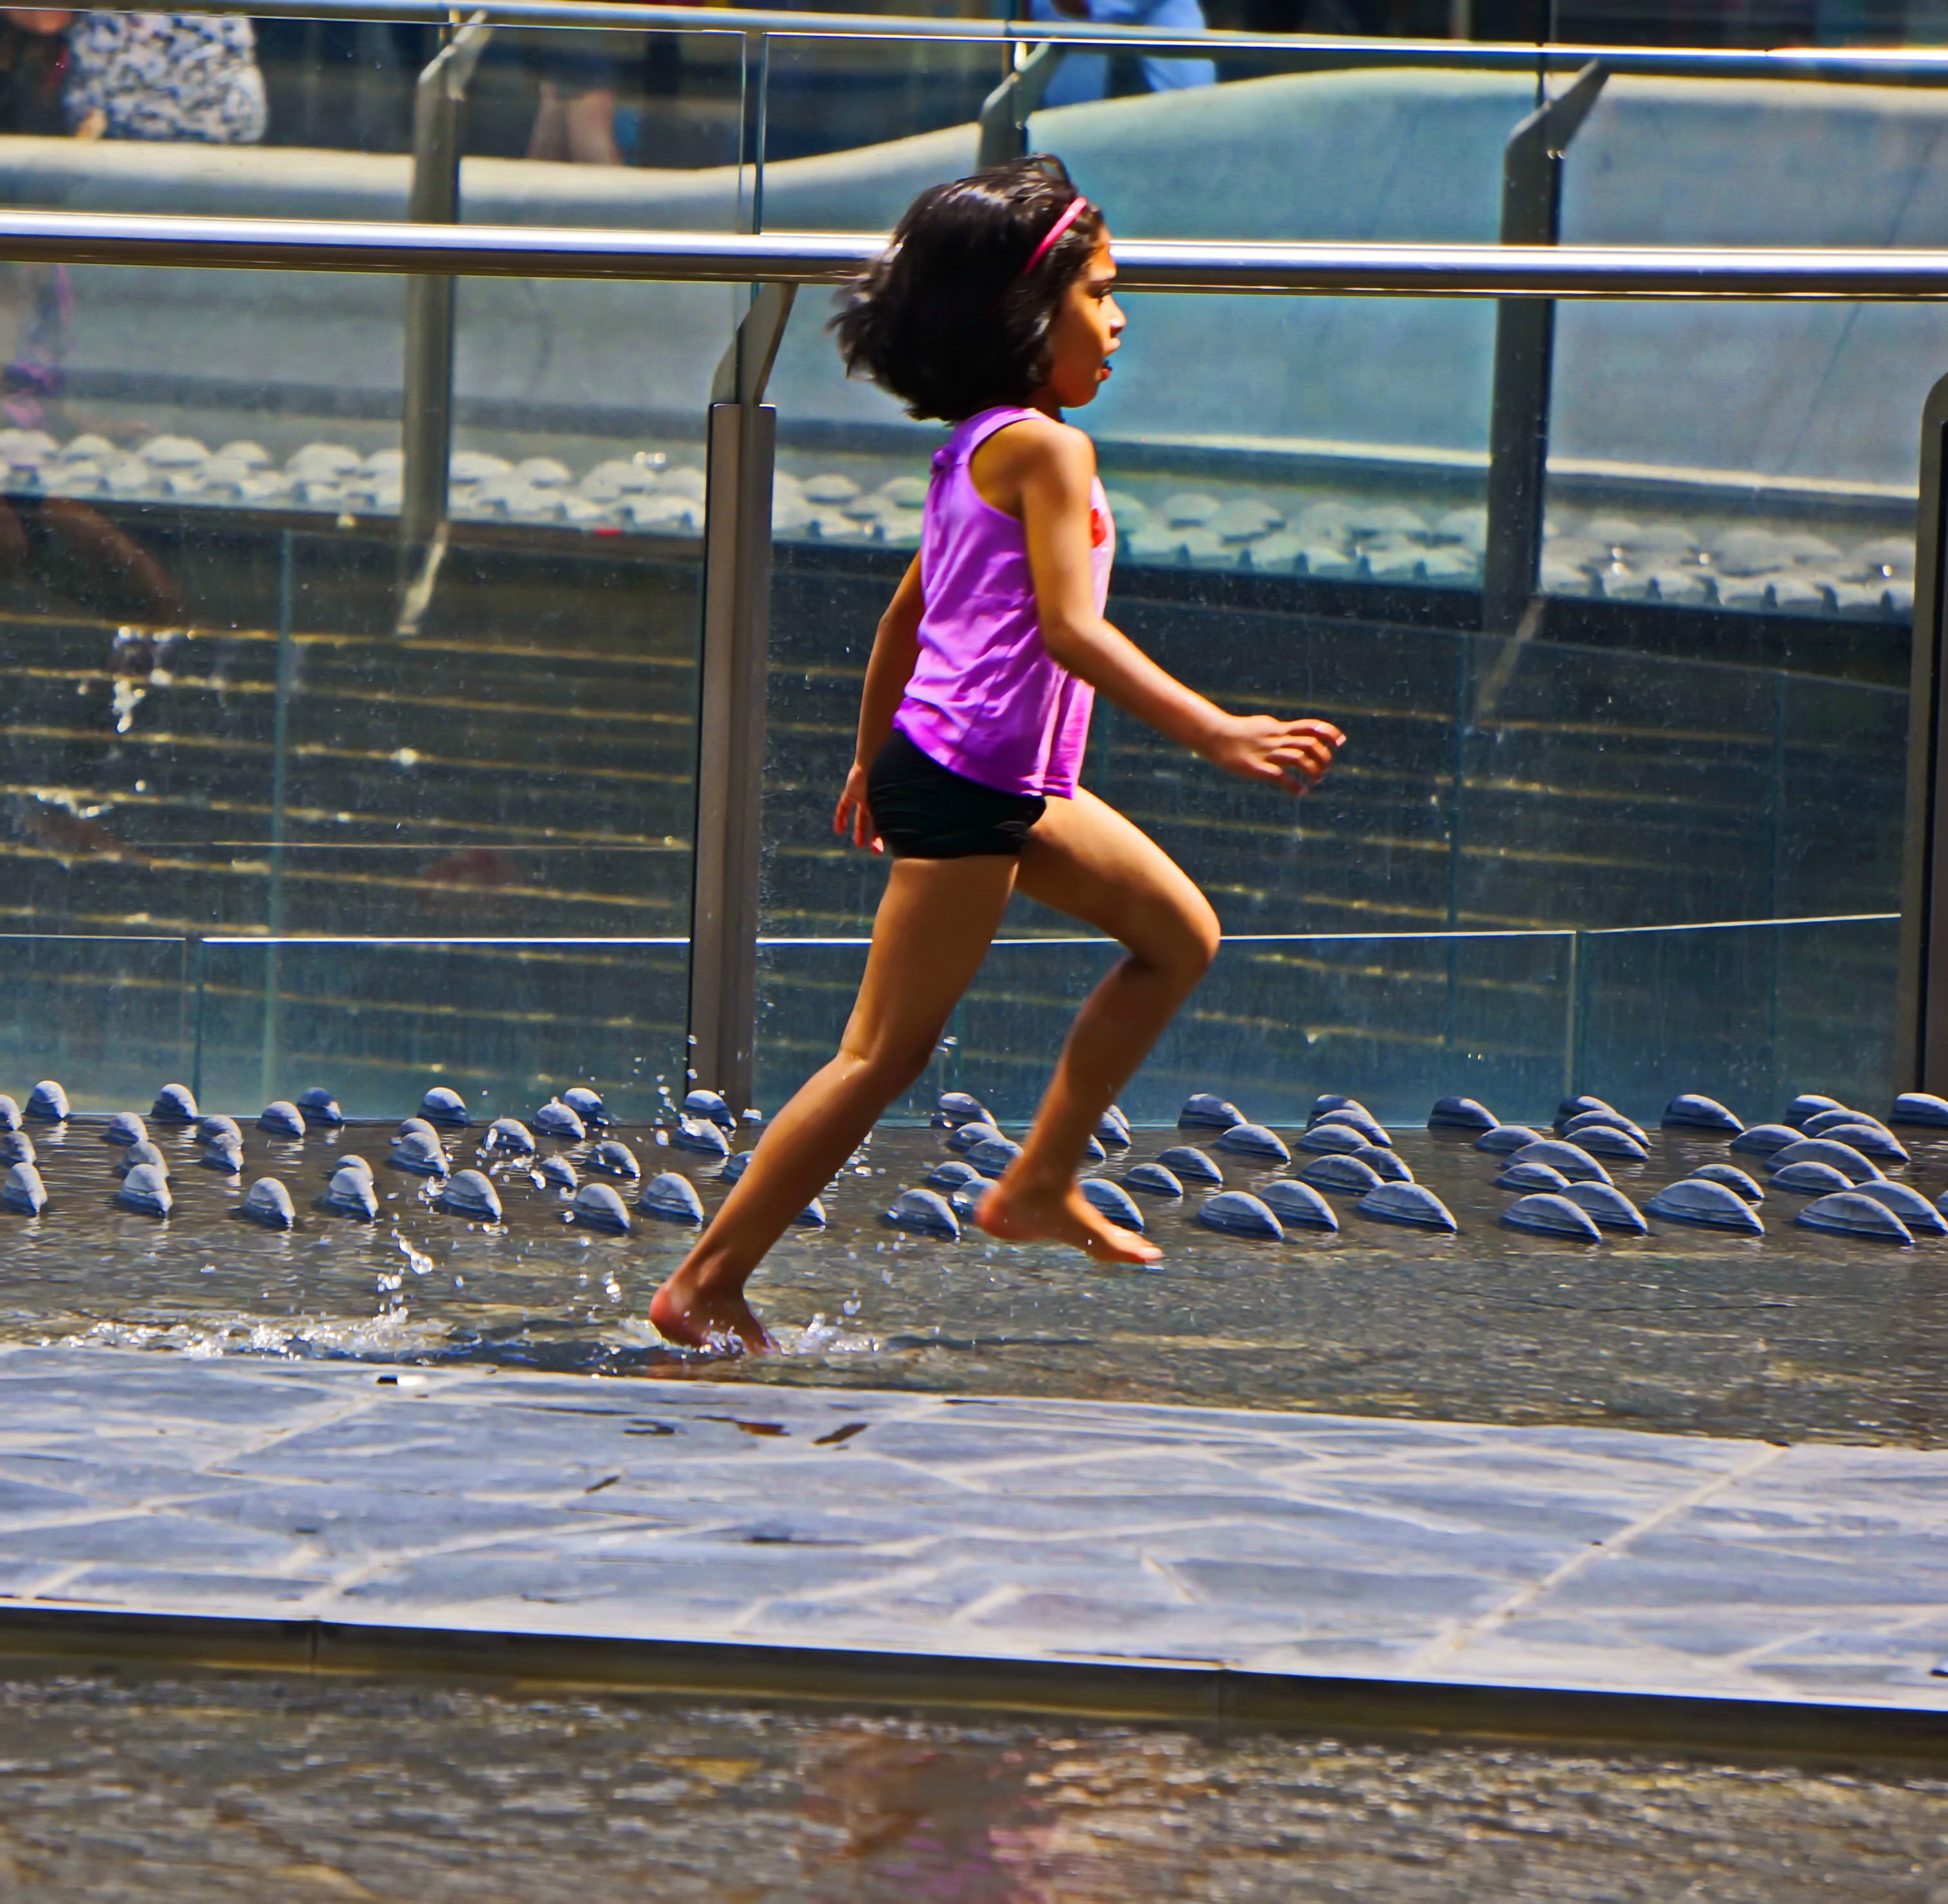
64,12,266,143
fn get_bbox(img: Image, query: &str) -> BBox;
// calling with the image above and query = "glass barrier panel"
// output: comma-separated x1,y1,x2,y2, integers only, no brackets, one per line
1574,914,1902,1122
1541,73,1927,627
0,250,423,642
439,274,732,544
764,286,1500,946
0,19,749,518
754,913,1898,1134
0,933,194,1111
195,934,690,1122
1450,630,1907,931
760,28,996,171
756,36,1532,233
756,42,1518,590
760,257,1915,1148
0,16,748,206
0,521,702,928
464,25,745,181
0,250,722,1098
756,915,1905,1131
756,929,1576,1128
254,14,430,156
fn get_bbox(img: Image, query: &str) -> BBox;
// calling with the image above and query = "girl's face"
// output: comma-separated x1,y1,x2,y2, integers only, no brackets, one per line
1036,232,1124,413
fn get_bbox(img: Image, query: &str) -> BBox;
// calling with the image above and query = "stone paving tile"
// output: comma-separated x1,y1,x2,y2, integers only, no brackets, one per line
0,1349,1940,1712
1553,1548,1948,1609
1140,1507,1596,1577
57,1566,332,1607
0,1559,80,1598
652,1471,1093,1519
0,1451,268,1506
0,1359,354,1427
1461,1441,1948,1705
172,1484,659,1557
329,1550,904,1623
1171,1557,1512,1617
1276,1490,1642,1548
3,1510,307,1569
0,1476,107,1521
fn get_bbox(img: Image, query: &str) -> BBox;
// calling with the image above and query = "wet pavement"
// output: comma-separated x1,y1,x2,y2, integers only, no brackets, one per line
5,1116,1948,1447
1,1346,1945,1710
0,1672,1941,1903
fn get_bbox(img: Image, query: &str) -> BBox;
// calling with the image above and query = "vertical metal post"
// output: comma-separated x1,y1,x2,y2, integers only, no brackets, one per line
1482,60,1605,636
976,39,1064,170
686,282,796,1116
399,12,492,630
1895,371,1948,1090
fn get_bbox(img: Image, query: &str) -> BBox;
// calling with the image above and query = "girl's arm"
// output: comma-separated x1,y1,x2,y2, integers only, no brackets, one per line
833,552,926,852
995,421,1343,791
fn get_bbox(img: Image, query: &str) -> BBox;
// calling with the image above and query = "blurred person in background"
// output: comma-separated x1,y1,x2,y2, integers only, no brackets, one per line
1026,0,1218,105
0,8,183,618
524,30,623,163
0,8,72,135
62,10,264,142
0,9,73,434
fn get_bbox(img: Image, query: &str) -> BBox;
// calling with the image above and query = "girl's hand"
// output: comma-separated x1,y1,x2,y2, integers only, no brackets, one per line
833,762,884,853
1199,715,1345,793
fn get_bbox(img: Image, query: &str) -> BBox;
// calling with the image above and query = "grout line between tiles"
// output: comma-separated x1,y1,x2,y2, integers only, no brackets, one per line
1406,1441,1792,1672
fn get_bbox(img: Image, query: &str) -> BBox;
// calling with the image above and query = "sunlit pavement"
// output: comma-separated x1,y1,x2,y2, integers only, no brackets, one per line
0,1345,1943,1719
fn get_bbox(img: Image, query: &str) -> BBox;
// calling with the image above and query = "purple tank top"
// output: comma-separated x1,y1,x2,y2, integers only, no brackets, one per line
893,405,1112,800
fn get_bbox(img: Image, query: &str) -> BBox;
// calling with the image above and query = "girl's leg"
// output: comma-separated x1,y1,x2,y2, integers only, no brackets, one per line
977,788,1220,1257
649,853,1020,1351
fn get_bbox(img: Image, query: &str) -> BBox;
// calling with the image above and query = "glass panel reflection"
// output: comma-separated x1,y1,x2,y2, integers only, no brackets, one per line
765,565,1904,941
1576,915,1901,1124
1544,71,1927,625
0,243,721,1107
753,915,1898,1131
195,934,689,1121
0,933,194,1110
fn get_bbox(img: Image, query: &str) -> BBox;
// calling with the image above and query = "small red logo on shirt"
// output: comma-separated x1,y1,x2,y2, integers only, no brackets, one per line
1089,506,1109,549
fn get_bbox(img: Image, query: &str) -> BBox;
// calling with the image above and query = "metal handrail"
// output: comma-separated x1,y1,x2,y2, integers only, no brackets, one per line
20,208,1948,296
84,0,1948,77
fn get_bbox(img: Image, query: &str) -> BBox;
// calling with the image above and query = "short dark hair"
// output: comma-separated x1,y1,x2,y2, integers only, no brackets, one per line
832,155,1106,424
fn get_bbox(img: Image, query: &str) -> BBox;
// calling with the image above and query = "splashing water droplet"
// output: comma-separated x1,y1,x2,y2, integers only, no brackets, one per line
390,1231,435,1278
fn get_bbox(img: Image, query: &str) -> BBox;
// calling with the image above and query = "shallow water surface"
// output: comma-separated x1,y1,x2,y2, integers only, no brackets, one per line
8,1117,1948,1445
0,1673,1940,1903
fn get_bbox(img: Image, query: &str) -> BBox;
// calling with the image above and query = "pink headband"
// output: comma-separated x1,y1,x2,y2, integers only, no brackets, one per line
1021,195,1088,276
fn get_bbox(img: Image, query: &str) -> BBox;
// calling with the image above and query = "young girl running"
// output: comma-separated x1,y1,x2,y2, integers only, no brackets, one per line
650,156,1343,1353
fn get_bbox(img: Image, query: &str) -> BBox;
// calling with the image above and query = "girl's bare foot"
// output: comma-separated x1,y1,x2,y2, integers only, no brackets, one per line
648,1278,775,1354
975,1173,1161,1265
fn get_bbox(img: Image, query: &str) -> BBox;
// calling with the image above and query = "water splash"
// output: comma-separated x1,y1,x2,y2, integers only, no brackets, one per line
781,1314,877,1357
390,1231,435,1277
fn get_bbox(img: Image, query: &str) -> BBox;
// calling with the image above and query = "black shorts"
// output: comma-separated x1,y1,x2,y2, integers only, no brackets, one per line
866,729,1046,859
